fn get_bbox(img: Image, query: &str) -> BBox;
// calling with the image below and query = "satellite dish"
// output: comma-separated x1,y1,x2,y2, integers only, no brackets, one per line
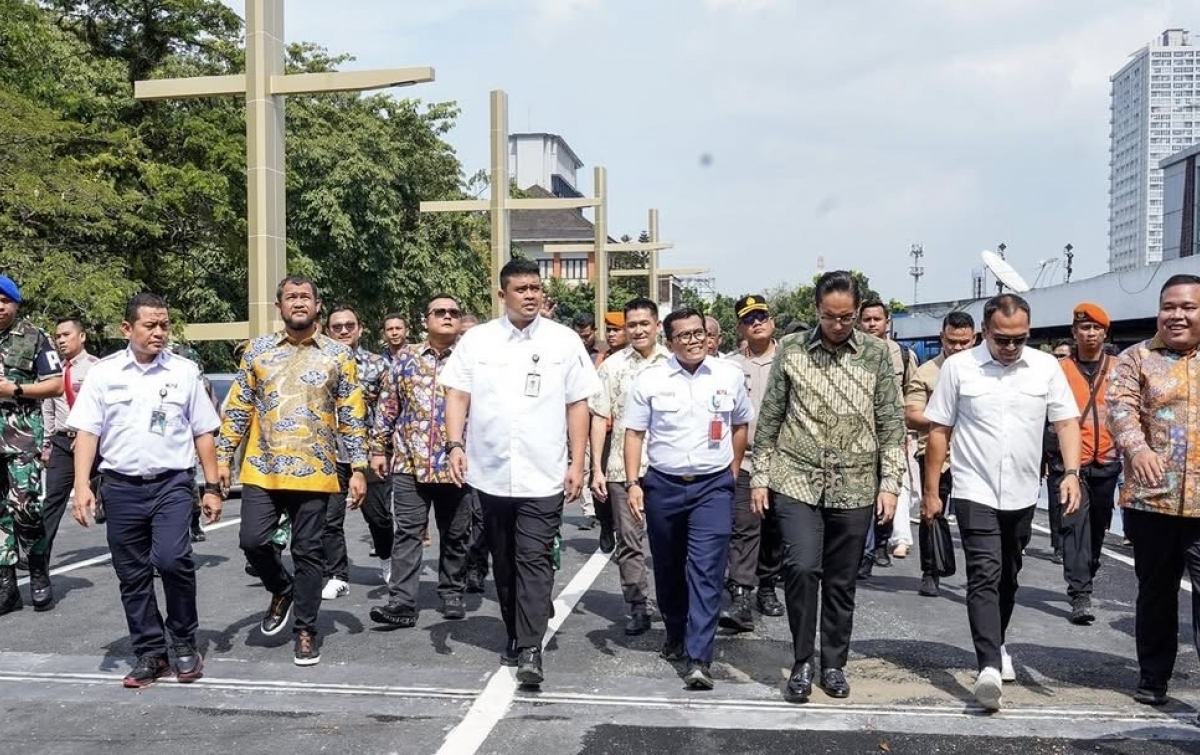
981,250,1030,293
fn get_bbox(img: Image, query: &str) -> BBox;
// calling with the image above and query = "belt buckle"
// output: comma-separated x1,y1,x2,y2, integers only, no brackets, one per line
681,474,696,483
141,473,157,481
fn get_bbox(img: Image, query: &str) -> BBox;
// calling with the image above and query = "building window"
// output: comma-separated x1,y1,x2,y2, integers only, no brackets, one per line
537,257,553,280
561,257,588,281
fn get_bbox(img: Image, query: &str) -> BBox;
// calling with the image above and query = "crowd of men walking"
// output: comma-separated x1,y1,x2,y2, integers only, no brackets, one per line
1,264,1199,714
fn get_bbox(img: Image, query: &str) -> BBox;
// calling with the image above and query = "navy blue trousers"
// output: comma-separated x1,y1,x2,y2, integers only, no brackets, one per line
102,470,197,659
642,467,734,664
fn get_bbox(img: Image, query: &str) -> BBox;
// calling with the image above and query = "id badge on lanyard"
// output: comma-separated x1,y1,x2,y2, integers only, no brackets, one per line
150,388,167,435
709,394,724,442
525,354,541,398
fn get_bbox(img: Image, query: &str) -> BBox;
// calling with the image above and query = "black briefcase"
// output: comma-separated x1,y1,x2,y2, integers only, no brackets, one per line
920,516,956,578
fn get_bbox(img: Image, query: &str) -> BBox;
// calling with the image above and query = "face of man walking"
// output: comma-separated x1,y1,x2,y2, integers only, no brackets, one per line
1158,282,1200,354
941,326,975,358
500,274,543,325
276,281,320,333
327,311,361,350
983,309,1030,367
668,315,708,367
122,307,171,361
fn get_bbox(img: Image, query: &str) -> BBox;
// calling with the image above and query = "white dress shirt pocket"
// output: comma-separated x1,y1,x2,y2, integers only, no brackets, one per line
652,395,682,413
958,379,996,425
1012,385,1049,423
106,389,135,426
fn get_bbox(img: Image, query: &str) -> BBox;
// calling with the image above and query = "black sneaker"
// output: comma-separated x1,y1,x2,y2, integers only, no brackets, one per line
465,568,486,594
260,592,294,636
500,638,519,667
123,655,171,689
756,587,784,617
684,660,714,690
660,637,686,662
1051,548,1064,565
441,595,466,620
516,647,544,687
919,574,940,597
873,545,891,568
598,521,616,555
718,586,755,632
1069,595,1095,625
857,554,874,580
172,642,203,682
624,603,651,636
370,601,418,628
293,631,320,666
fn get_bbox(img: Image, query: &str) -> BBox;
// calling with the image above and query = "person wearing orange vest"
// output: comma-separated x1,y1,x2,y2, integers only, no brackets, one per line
1049,303,1121,625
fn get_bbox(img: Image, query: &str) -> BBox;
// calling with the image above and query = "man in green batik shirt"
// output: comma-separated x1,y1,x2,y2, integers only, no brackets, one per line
0,275,65,616
750,270,905,704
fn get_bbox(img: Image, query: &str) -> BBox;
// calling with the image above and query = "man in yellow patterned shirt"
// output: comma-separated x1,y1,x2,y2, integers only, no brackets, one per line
217,275,368,667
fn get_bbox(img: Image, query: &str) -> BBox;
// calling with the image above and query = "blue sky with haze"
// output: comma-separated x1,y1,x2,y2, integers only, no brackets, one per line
229,1,1199,304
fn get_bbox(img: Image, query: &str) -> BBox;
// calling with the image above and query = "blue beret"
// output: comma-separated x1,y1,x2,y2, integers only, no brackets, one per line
0,276,21,304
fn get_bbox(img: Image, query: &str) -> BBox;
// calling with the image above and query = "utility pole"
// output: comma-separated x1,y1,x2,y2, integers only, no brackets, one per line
1064,243,1074,283
909,243,924,304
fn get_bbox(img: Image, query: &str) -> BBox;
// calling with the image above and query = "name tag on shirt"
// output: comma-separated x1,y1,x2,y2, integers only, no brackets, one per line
525,373,541,398
149,409,167,435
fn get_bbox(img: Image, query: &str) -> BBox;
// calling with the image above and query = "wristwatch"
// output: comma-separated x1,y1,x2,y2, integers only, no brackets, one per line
201,482,222,496
445,440,465,454
11,384,23,399
1062,469,1080,479
622,480,641,491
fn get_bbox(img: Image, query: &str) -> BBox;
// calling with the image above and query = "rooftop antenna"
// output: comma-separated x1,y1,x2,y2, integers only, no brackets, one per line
1063,243,1074,283
982,249,1030,293
994,242,1008,294
909,244,924,304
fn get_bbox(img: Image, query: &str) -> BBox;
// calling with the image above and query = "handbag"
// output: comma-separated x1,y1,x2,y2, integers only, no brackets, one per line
919,515,956,578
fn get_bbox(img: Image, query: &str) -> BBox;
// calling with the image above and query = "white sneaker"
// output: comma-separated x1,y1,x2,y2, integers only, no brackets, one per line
379,557,392,585
974,667,1003,711
1000,645,1016,682
321,578,349,600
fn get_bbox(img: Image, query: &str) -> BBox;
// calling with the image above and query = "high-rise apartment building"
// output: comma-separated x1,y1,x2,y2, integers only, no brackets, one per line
1109,29,1200,271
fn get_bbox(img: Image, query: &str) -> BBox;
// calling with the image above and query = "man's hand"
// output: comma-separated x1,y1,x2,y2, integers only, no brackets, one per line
564,464,584,503
590,466,608,501
876,491,898,524
1060,474,1082,516
201,492,223,524
0,379,18,398
72,484,96,527
41,445,51,464
448,447,467,487
1130,450,1166,488
627,484,645,523
370,453,389,479
217,466,232,497
347,470,367,509
921,491,943,522
750,487,770,518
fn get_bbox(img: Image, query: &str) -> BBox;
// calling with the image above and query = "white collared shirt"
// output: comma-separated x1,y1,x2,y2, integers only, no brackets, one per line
440,315,601,498
589,344,672,481
924,343,1078,510
67,348,221,476
624,355,755,476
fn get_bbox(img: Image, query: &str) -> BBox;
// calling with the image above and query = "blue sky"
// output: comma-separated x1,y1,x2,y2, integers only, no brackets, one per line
239,1,1198,304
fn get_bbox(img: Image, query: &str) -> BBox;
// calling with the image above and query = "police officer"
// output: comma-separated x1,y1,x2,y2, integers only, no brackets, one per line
624,307,754,690
0,274,64,616
68,293,223,688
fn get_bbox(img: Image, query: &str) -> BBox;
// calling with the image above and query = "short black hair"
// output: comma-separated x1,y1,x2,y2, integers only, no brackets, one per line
382,312,407,328
425,293,458,313
276,274,318,302
1160,274,1200,297
1053,338,1074,350
982,294,1031,326
499,258,540,289
623,297,658,320
123,293,168,324
572,312,596,330
859,299,889,319
943,311,975,331
814,270,861,308
54,316,86,334
663,307,704,340
326,303,360,326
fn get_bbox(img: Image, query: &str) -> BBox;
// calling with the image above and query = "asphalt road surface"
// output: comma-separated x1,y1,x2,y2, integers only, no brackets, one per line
3,497,1199,755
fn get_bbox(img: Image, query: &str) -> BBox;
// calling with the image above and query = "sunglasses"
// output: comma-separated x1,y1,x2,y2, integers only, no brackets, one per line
328,322,357,333
428,307,462,319
739,312,769,326
991,334,1029,347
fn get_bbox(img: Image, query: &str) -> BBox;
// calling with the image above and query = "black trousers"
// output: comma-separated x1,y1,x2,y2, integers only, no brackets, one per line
1048,468,1119,598
1123,507,1200,694
955,499,1033,671
362,470,393,559
1046,469,1064,551
240,485,328,635
466,489,489,575
389,475,471,608
727,468,782,590
42,434,86,560
102,470,196,659
775,494,873,670
478,490,563,650
915,454,953,578
322,463,352,580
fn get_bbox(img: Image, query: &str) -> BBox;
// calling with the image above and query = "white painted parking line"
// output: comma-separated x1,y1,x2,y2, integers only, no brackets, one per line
434,548,612,755
17,518,242,587
1030,522,1191,592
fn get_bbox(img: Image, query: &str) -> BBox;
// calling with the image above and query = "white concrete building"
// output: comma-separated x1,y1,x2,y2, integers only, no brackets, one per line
509,133,585,199
1109,29,1200,271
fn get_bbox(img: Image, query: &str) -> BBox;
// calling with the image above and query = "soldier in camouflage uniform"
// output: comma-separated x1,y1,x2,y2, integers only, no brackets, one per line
0,275,65,615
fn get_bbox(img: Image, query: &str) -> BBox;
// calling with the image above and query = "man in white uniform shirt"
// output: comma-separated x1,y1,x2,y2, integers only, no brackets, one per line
442,258,600,688
624,307,754,691
923,294,1082,711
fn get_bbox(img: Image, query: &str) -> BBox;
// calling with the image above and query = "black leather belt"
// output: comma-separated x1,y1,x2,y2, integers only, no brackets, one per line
103,469,188,484
55,430,77,438
650,468,728,484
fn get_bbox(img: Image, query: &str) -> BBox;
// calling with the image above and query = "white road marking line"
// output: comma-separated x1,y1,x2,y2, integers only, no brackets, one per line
1030,522,1191,593
16,517,242,587
434,548,612,755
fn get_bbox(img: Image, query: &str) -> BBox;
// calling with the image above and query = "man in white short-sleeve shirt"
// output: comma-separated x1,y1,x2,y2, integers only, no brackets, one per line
442,258,600,688
923,294,1081,711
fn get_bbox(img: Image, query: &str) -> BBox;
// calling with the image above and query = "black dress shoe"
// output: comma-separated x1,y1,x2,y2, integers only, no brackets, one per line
660,637,686,662
598,521,616,555
1134,686,1168,706
918,574,940,597
190,512,206,543
625,603,651,635
718,586,755,632
756,587,784,617
684,660,714,690
1069,595,1095,625
441,595,466,620
172,642,204,682
1051,548,1064,565
784,661,814,703
123,655,171,689
0,566,22,615
820,668,851,698
260,592,294,636
500,638,519,667
516,647,544,687
873,545,891,568
857,554,874,580
370,601,418,628
27,554,53,611
465,568,486,594
244,561,259,578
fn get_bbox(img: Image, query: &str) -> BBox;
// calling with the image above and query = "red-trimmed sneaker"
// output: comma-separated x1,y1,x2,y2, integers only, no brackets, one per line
173,642,204,683
123,655,171,689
